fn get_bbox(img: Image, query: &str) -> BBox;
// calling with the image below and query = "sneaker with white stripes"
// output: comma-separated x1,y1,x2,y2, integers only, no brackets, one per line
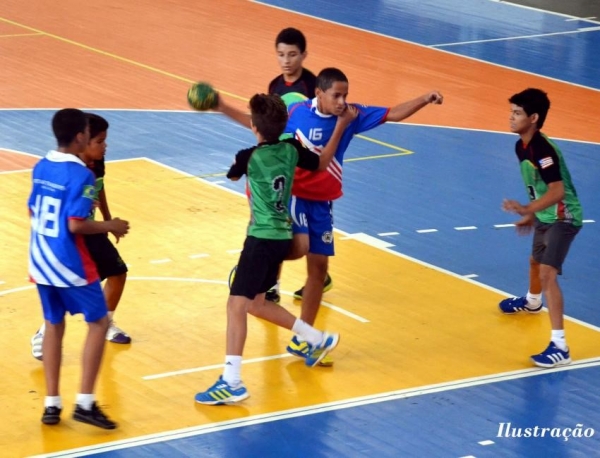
531,341,571,368
106,321,131,344
499,296,543,314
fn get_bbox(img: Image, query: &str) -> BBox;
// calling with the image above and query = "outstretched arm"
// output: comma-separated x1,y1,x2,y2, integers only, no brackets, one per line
217,95,251,129
386,91,443,122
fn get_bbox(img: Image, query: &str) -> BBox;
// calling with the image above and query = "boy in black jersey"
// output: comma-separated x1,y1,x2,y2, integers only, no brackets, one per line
265,27,333,304
268,27,316,100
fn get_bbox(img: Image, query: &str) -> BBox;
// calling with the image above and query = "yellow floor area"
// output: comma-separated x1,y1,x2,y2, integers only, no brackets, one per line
2,159,600,456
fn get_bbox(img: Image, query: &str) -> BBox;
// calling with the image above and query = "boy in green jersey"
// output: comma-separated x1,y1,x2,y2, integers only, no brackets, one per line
500,88,582,368
195,94,356,405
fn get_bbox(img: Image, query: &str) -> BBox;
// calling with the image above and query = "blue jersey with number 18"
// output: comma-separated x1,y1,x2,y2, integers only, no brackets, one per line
28,150,99,287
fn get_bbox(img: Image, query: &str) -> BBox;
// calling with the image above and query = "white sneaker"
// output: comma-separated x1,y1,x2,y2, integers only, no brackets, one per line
31,329,44,360
106,321,131,344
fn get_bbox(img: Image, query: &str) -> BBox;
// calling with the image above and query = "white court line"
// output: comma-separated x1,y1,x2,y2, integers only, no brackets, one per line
486,0,600,25
143,353,293,380
0,277,369,324
416,228,438,233
30,356,600,458
455,226,477,231
250,0,600,93
378,231,399,236
431,27,600,48
494,223,515,228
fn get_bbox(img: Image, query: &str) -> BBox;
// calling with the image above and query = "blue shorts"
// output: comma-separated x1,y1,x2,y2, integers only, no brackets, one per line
36,281,108,324
290,196,334,256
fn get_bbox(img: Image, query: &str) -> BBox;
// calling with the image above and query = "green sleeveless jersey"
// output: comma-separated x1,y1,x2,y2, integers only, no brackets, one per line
227,139,319,240
516,132,582,226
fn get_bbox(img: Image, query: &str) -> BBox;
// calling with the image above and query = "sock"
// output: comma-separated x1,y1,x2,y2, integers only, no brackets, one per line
45,395,62,409
526,292,542,308
76,393,95,410
222,355,242,387
39,322,46,335
551,330,567,351
274,280,281,293
107,311,114,322
292,319,324,346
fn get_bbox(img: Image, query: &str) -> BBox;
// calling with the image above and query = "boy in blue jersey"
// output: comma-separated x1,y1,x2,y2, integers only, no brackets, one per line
31,113,131,361
284,68,443,363
28,108,129,429
195,94,349,405
216,67,442,365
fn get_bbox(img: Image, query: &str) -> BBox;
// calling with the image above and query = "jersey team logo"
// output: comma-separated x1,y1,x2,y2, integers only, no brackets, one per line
82,185,96,199
321,231,333,244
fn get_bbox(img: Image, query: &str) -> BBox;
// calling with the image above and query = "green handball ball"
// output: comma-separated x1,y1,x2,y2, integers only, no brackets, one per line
187,82,219,111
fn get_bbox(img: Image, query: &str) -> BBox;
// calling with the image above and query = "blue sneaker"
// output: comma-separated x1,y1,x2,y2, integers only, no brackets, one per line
228,265,237,291
286,335,334,366
531,341,571,368
499,296,543,314
305,332,339,368
195,376,249,405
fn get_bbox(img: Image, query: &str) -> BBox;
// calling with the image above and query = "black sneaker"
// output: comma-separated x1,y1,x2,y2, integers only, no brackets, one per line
41,406,62,425
293,274,333,300
265,288,281,303
73,402,117,429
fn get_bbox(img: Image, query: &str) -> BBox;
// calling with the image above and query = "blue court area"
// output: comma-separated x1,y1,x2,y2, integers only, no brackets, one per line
3,108,600,456
55,365,600,457
6,0,600,456
255,0,600,89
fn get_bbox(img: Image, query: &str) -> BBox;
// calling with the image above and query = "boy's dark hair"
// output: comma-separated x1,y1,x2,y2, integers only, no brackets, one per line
249,94,288,142
52,108,88,147
275,28,307,53
316,68,348,92
509,88,550,129
85,113,109,139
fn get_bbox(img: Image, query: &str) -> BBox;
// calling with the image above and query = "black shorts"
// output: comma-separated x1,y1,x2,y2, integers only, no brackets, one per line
532,220,581,275
84,233,128,281
230,236,291,300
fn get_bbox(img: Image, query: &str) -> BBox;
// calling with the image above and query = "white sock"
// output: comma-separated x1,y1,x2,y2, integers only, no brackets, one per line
526,292,542,308
223,355,242,386
107,311,114,322
39,322,46,335
274,280,281,292
45,395,62,409
551,330,567,351
76,393,95,410
292,319,323,346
